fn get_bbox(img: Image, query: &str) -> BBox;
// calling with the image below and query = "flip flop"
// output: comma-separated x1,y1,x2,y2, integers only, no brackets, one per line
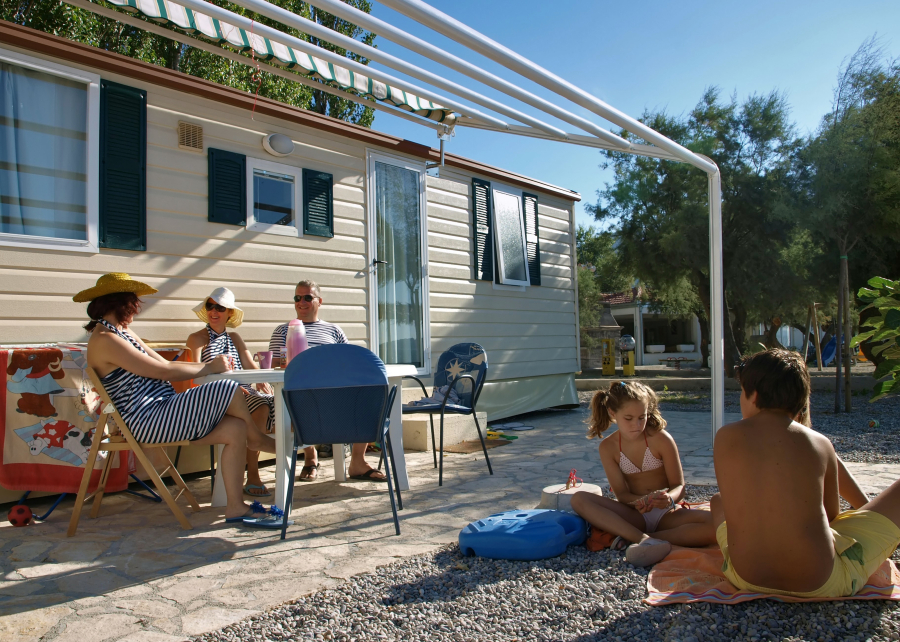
504,425,534,431
243,514,294,529
298,463,320,482
225,502,268,523
348,469,388,483
243,484,272,497
241,503,294,529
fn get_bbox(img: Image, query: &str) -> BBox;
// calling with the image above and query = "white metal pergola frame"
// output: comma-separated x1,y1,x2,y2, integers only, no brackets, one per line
67,0,726,440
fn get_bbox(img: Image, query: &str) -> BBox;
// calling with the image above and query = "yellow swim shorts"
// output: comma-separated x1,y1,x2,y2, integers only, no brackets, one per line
716,509,900,598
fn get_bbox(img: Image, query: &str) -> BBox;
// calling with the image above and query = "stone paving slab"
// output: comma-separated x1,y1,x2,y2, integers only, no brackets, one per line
2,407,898,642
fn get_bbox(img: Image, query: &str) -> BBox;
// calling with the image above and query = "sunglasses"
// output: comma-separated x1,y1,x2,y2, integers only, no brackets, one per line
205,301,228,313
293,294,318,303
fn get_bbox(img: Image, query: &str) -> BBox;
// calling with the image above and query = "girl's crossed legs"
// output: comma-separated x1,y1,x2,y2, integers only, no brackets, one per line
571,491,716,547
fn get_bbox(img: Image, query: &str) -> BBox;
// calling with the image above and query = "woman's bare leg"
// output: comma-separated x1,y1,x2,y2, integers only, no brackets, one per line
192,416,253,519
245,405,271,494
571,491,646,542
222,391,276,455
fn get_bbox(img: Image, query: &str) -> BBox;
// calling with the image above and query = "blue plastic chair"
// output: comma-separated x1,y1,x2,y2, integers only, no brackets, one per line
401,342,492,486
281,344,401,540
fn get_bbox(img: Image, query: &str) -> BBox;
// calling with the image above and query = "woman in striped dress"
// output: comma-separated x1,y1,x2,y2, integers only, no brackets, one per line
187,288,275,498
77,273,276,523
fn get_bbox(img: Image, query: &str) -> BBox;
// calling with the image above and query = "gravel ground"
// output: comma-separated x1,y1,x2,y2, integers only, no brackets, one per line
578,390,900,464
192,390,900,642
193,486,900,642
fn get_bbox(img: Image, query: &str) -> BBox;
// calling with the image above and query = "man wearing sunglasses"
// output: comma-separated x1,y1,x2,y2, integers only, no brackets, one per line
268,280,387,483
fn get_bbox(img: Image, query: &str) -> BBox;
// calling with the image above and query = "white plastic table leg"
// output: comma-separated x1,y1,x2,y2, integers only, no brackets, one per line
386,374,409,491
273,381,292,512
333,443,347,481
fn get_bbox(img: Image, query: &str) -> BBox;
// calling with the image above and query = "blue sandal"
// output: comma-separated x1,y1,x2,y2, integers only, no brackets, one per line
225,501,269,523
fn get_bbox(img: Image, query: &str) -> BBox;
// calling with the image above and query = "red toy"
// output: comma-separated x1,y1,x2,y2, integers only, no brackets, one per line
8,505,33,527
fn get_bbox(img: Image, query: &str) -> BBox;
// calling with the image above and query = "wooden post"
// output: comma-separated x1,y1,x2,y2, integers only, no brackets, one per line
835,273,844,414
842,258,853,412
801,305,812,364
812,304,824,373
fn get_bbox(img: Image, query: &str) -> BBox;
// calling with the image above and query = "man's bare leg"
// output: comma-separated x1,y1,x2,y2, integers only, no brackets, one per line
347,442,386,480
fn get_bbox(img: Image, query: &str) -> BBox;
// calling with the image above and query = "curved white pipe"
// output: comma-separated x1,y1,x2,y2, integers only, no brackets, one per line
305,0,630,147
169,0,509,129
379,0,716,174
220,0,567,138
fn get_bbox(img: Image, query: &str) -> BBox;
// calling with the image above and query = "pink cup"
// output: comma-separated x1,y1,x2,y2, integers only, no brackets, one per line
254,351,274,369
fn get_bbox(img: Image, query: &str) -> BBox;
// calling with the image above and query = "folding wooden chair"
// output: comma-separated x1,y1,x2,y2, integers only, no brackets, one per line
67,367,201,536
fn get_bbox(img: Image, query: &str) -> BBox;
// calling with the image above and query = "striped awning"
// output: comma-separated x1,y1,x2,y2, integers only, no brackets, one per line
104,0,453,122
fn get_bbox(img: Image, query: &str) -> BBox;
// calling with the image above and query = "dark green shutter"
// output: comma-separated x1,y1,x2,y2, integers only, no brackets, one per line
523,192,541,286
208,148,246,226
99,80,146,251
303,169,334,237
472,178,493,281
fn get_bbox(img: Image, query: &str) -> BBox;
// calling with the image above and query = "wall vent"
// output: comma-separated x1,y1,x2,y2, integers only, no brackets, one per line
178,121,203,151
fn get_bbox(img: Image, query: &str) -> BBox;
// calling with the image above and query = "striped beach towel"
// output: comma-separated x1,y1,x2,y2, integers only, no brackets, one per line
646,546,900,605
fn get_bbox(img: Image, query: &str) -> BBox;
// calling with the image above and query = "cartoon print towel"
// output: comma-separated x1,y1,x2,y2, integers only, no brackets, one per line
1,347,129,494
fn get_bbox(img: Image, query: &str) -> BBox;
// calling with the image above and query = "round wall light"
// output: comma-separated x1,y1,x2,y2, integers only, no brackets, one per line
262,133,294,157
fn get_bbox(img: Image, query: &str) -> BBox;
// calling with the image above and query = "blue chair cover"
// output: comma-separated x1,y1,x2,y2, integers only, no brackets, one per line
283,344,389,447
431,342,488,409
280,343,401,539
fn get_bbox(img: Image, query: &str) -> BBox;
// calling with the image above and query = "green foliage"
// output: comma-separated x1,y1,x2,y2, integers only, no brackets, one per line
589,87,811,368
851,277,900,401
2,0,376,126
575,225,632,294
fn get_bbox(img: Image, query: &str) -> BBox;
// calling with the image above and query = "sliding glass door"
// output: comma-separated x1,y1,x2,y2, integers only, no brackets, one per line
369,155,429,372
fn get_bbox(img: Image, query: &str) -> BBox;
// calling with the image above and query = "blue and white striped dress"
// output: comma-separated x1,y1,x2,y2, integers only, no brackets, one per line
200,325,274,433
98,319,239,444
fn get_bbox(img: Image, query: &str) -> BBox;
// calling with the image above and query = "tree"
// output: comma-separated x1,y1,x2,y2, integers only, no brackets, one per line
575,225,632,349
797,38,900,409
3,0,376,126
589,88,811,373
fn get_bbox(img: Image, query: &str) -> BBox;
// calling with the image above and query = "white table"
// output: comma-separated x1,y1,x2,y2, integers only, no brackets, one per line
197,363,417,511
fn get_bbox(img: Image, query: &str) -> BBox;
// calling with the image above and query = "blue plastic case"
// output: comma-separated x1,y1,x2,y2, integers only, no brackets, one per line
458,509,587,561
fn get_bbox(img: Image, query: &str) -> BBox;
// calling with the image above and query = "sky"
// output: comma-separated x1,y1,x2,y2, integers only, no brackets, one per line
363,0,900,229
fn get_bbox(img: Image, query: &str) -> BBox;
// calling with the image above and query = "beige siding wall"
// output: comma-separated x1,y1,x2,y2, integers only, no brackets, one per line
424,168,579,382
0,45,579,384
0,53,371,351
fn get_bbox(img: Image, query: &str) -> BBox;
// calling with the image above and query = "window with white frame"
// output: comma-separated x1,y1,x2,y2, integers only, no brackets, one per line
245,157,302,237
491,187,530,286
0,49,99,252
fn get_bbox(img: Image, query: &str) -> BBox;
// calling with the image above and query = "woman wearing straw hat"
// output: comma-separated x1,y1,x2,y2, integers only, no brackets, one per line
75,273,276,523
187,287,275,498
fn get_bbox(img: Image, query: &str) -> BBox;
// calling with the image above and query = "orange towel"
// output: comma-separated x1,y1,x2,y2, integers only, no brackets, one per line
647,546,900,605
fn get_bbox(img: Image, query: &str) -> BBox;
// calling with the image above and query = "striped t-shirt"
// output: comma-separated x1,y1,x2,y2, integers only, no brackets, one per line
269,320,348,358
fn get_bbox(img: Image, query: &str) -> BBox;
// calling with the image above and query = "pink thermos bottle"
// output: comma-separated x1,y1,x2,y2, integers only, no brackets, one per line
286,319,308,363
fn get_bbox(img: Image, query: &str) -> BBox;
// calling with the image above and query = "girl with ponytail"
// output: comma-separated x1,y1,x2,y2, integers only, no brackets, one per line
571,381,715,566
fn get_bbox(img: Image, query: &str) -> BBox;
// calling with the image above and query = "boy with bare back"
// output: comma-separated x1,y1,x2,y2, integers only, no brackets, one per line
712,349,900,597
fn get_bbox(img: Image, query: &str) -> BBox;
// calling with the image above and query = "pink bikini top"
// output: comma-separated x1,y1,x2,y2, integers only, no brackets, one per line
618,433,664,475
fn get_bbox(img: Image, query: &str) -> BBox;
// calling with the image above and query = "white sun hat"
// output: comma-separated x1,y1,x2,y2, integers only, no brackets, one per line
193,287,244,328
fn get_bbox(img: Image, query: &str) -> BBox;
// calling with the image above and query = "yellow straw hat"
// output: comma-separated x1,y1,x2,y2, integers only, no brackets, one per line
193,287,244,328
73,273,158,303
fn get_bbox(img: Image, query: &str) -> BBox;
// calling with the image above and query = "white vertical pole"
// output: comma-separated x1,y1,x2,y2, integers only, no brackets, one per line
708,169,725,444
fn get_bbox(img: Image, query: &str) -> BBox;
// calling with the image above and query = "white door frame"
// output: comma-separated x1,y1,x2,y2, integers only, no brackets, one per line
366,150,432,376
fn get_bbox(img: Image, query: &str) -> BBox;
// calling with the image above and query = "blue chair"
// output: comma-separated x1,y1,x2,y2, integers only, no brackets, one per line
402,342,492,486
281,344,401,541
